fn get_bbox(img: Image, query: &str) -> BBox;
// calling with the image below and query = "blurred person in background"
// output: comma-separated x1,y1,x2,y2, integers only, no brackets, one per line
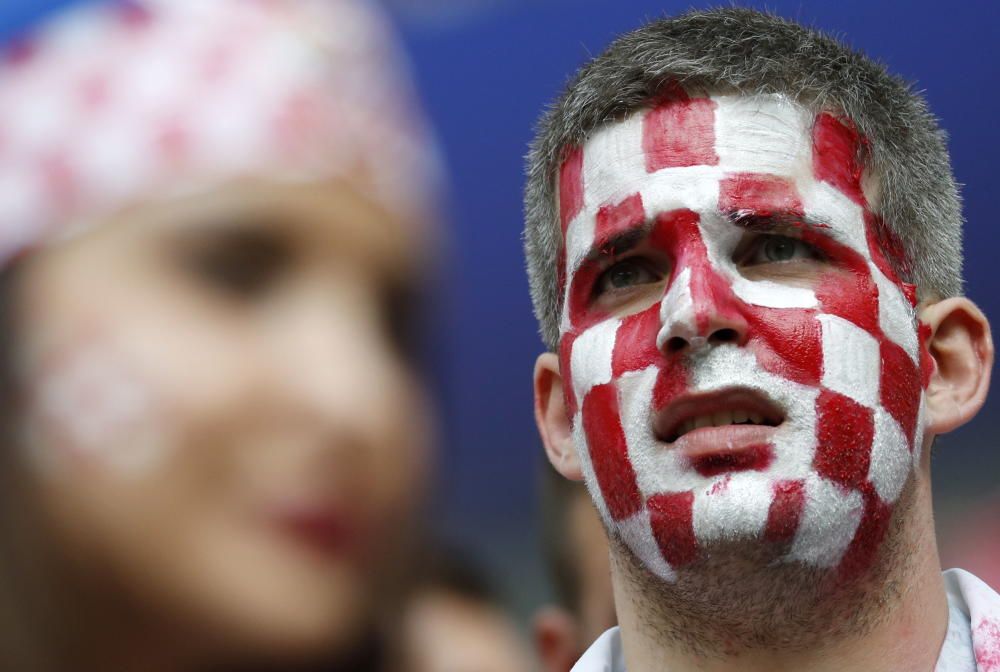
0,0,442,670
941,494,1000,592
400,547,534,672
533,464,615,672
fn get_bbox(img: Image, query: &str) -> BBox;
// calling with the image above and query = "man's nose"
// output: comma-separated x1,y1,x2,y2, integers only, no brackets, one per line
655,263,749,354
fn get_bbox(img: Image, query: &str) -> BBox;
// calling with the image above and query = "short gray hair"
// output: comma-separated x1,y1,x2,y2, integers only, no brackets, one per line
524,7,962,351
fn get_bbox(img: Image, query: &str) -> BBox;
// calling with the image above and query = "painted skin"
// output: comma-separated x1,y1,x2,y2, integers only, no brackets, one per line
557,91,928,582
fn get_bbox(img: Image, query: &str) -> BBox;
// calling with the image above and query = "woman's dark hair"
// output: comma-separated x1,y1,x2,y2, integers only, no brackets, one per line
0,260,56,668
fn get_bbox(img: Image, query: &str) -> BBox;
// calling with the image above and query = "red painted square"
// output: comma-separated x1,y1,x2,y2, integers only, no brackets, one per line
749,309,823,387
815,269,879,334
879,338,921,449
718,173,802,215
648,490,698,566
581,383,643,521
864,212,910,284
611,304,662,377
595,193,644,247
643,97,719,172
812,112,867,206
652,364,690,414
837,485,892,581
559,333,579,418
814,389,875,488
764,479,805,543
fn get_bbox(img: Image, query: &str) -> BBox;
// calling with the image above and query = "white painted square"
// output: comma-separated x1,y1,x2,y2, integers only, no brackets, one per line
638,164,722,218
573,415,612,528
617,508,677,582
798,179,869,259
786,474,863,567
618,367,698,496
818,314,881,408
692,473,772,544
581,112,647,212
563,209,595,278
872,265,919,363
714,94,812,175
731,277,818,310
569,318,621,400
868,407,911,504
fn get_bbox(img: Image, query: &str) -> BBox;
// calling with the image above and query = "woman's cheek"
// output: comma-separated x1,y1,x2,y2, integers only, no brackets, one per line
21,333,176,478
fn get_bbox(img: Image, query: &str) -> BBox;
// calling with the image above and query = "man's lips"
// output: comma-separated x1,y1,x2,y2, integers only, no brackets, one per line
654,388,784,444
673,425,777,476
654,389,784,477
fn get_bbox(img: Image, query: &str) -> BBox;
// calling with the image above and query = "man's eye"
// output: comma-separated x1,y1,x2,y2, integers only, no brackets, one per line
740,235,821,266
596,258,661,294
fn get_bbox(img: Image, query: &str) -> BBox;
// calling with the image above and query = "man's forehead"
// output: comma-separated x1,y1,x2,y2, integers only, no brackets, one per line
559,92,870,237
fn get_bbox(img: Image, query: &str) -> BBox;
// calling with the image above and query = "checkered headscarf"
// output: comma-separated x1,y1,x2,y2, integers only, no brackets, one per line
0,0,440,268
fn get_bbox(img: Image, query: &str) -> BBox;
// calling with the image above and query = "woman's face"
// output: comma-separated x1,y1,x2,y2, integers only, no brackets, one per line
13,178,434,661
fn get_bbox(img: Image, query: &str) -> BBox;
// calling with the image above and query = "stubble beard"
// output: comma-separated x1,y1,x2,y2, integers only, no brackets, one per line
609,475,919,660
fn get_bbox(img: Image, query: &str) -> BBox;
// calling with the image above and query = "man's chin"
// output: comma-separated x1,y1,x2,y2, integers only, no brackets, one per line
612,528,822,585
606,476,919,652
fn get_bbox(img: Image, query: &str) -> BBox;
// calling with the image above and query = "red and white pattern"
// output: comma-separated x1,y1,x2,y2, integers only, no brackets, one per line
941,569,1000,672
558,90,931,580
0,0,438,267
22,336,171,475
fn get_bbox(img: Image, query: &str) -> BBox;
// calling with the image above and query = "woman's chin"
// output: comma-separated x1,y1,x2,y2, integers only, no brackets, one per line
148,528,382,666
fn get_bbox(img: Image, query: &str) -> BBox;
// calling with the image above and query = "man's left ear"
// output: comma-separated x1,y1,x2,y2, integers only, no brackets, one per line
920,297,993,435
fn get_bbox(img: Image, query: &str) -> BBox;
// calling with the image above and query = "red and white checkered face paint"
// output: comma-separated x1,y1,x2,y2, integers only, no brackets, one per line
0,0,438,267
557,91,933,581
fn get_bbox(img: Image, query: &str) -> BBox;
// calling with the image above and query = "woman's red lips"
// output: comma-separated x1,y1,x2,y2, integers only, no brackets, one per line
271,506,361,559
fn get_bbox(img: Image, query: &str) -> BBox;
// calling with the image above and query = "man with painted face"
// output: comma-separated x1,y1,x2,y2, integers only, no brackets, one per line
526,8,1000,672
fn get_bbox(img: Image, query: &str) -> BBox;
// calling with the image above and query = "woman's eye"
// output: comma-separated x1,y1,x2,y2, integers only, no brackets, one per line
596,258,660,294
181,232,291,299
742,235,820,265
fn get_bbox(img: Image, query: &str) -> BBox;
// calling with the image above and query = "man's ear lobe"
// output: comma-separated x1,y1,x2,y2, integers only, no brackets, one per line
534,352,583,481
920,297,993,435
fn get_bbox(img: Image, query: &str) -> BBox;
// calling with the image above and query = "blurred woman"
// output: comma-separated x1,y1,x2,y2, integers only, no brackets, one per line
0,1,442,669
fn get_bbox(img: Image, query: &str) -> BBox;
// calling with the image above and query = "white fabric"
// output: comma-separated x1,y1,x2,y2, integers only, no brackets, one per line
573,627,625,672
572,569,1000,671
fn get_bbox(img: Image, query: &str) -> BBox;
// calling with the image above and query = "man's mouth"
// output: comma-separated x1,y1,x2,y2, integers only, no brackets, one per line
655,388,784,444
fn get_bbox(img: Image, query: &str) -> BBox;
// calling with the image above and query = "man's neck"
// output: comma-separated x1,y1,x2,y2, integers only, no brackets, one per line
610,478,949,672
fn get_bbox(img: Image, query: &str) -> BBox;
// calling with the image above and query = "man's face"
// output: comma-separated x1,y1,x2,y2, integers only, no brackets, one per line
556,91,930,581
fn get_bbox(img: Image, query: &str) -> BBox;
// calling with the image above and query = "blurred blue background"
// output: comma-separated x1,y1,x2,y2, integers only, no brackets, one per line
3,0,998,619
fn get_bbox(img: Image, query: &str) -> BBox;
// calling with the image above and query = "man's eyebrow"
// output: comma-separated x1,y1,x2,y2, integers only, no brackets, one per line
584,224,650,262
726,210,829,232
